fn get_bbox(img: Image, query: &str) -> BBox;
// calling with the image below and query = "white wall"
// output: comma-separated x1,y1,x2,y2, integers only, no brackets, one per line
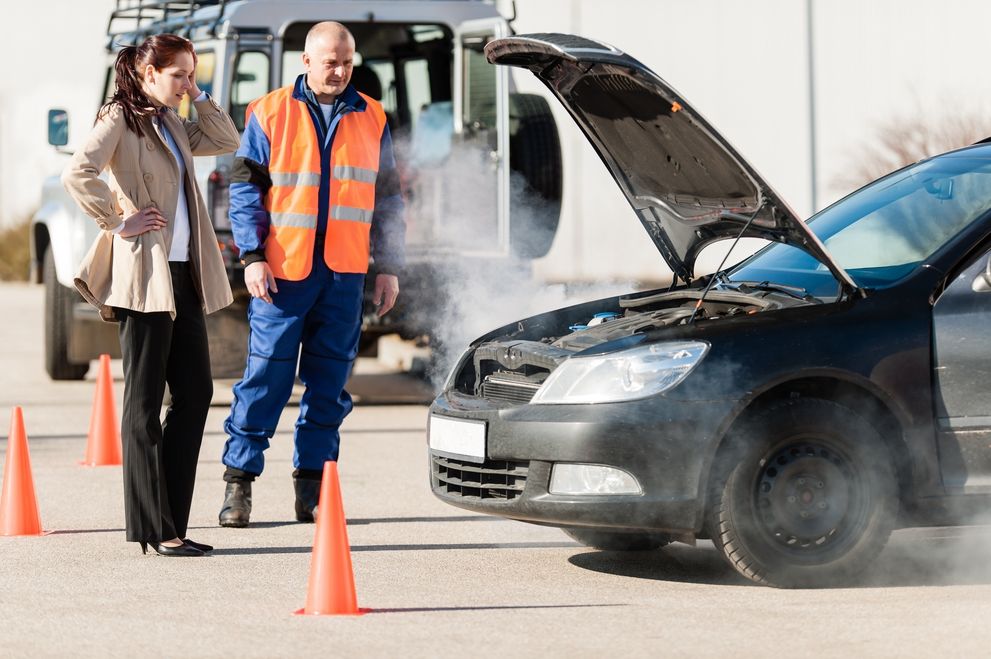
0,0,116,227
507,0,991,284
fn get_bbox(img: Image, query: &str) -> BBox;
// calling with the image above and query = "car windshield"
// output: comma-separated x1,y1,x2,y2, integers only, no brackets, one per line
729,151,991,299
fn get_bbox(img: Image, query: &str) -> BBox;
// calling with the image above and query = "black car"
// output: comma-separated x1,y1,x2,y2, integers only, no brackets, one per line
426,33,991,587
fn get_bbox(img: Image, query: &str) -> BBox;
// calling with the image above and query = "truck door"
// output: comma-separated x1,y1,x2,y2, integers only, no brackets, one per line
407,19,509,258
932,248,991,493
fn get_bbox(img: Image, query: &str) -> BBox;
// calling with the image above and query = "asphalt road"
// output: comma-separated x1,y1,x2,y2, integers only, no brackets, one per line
2,281,991,658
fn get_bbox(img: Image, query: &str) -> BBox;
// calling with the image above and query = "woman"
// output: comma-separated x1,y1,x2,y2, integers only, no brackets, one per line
62,34,240,557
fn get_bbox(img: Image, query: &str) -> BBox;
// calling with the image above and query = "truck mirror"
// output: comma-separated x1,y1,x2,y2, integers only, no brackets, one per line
48,109,69,147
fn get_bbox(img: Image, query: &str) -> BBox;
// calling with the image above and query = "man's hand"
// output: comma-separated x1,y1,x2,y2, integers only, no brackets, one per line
118,206,167,238
372,274,399,316
245,261,278,304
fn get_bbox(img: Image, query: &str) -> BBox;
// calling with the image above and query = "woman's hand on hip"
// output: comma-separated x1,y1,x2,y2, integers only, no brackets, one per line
245,261,278,304
118,207,167,238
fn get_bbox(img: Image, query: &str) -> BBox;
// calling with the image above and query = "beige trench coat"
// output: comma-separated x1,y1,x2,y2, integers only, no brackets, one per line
61,96,240,321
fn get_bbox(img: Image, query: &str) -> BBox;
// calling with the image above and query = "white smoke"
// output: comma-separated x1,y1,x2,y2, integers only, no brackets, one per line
394,131,644,386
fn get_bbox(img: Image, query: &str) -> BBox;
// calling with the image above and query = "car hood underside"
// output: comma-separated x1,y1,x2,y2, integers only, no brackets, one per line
484,33,856,292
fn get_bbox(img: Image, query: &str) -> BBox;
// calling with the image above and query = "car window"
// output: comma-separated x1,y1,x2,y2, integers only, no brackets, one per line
732,152,991,297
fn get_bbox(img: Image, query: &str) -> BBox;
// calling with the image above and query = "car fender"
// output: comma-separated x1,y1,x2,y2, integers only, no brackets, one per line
697,366,919,514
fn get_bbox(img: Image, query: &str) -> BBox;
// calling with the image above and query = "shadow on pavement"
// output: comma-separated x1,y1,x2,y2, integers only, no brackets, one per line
347,515,501,525
857,527,991,588
213,541,579,556
568,527,991,589
568,544,751,587
369,604,626,614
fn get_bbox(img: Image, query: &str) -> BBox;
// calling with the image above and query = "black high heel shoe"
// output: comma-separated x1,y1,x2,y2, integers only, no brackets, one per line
138,541,204,557
182,538,214,553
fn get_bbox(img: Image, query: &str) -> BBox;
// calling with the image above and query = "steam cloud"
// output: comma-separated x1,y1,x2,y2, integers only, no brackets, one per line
395,133,643,387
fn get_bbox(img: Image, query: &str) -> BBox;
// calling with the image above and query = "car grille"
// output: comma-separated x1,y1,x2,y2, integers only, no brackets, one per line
431,454,529,501
479,372,543,405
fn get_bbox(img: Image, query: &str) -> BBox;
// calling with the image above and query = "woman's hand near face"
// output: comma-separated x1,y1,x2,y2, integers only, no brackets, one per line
118,206,168,238
188,72,201,100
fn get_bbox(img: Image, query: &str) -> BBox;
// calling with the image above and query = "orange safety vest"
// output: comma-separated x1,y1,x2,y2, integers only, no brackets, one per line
247,86,387,280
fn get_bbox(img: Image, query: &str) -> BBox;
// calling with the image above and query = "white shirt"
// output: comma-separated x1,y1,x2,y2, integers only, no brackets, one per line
113,91,208,263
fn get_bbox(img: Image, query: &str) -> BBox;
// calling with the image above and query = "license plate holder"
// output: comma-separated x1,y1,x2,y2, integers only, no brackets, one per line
429,415,486,464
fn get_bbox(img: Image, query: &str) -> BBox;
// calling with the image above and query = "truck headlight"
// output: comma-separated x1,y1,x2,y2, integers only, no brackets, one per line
530,340,709,405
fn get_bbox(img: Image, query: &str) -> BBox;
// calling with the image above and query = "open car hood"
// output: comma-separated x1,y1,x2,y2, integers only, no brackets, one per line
485,33,858,291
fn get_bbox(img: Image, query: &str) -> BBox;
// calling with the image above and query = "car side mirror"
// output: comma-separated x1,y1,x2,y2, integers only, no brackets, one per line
47,109,68,147
972,256,991,293
924,177,954,200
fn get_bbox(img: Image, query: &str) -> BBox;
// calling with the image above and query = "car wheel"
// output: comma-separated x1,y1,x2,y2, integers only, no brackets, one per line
563,527,671,551
43,245,89,381
712,398,897,588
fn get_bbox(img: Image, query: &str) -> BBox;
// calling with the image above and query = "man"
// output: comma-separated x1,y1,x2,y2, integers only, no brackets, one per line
219,21,405,527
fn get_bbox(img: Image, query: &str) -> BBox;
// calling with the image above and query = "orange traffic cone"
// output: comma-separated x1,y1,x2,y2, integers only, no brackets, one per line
81,354,122,467
294,461,367,616
0,407,44,536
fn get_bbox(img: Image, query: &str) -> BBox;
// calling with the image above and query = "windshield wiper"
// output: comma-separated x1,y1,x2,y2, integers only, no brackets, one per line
720,280,819,302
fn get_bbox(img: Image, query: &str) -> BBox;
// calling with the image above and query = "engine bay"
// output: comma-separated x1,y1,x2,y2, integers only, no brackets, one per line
452,287,811,403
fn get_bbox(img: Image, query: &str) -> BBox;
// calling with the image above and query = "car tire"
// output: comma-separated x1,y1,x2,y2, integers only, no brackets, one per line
508,93,562,260
43,245,89,381
562,527,671,551
711,398,897,588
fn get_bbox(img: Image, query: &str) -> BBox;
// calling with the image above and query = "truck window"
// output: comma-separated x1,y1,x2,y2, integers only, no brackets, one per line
231,50,271,131
280,22,453,136
462,36,497,150
178,51,216,120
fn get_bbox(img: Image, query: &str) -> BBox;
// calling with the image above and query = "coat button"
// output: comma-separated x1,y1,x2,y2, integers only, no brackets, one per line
144,173,153,182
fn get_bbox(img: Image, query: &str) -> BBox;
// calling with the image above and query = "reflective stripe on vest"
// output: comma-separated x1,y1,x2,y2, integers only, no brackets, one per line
248,86,386,280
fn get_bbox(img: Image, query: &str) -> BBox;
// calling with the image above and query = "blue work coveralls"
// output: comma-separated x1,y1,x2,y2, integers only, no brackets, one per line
222,75,405,478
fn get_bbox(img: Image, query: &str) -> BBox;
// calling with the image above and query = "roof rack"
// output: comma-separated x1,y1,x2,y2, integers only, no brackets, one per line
106,0,230,50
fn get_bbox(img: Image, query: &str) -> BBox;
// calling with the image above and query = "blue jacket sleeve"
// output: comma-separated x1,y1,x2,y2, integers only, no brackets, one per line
370,123,407,275
229,112,272,264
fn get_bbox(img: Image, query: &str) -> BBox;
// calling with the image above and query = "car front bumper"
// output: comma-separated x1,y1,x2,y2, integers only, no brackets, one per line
427,391,737,536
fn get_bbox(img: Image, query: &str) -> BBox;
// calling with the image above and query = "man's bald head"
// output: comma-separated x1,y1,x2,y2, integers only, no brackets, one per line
304,21,354,54
302,21,356,101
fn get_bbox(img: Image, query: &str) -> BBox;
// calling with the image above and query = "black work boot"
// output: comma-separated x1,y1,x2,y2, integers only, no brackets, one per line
294,477,321,523
219,482,252,528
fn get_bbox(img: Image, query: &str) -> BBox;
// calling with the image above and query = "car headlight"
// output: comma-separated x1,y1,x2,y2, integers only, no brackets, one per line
530,340,709,405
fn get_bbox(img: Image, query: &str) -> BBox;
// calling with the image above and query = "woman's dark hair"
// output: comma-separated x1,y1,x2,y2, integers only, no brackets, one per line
98,34,196,136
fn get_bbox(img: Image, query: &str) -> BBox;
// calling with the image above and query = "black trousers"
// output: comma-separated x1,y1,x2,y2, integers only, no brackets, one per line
116,262,212,543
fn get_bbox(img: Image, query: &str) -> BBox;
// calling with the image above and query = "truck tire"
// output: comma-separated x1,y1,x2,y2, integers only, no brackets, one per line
205,300,249,379
508,93,562,259
563,527,670,551
43,245,89,381
711,399,897,588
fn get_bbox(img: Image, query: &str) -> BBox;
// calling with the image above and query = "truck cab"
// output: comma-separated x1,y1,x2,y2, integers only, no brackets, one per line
34,0,561,379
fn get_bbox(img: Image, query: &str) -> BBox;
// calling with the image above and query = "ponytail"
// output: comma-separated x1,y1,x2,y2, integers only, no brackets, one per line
98,46,154,136
97,34,196,136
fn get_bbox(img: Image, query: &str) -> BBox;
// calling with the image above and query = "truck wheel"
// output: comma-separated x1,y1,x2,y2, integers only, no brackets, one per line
508,93,562,259
205,301,249,379
711,399,897,588
563,527,670,551
43,245,88,381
